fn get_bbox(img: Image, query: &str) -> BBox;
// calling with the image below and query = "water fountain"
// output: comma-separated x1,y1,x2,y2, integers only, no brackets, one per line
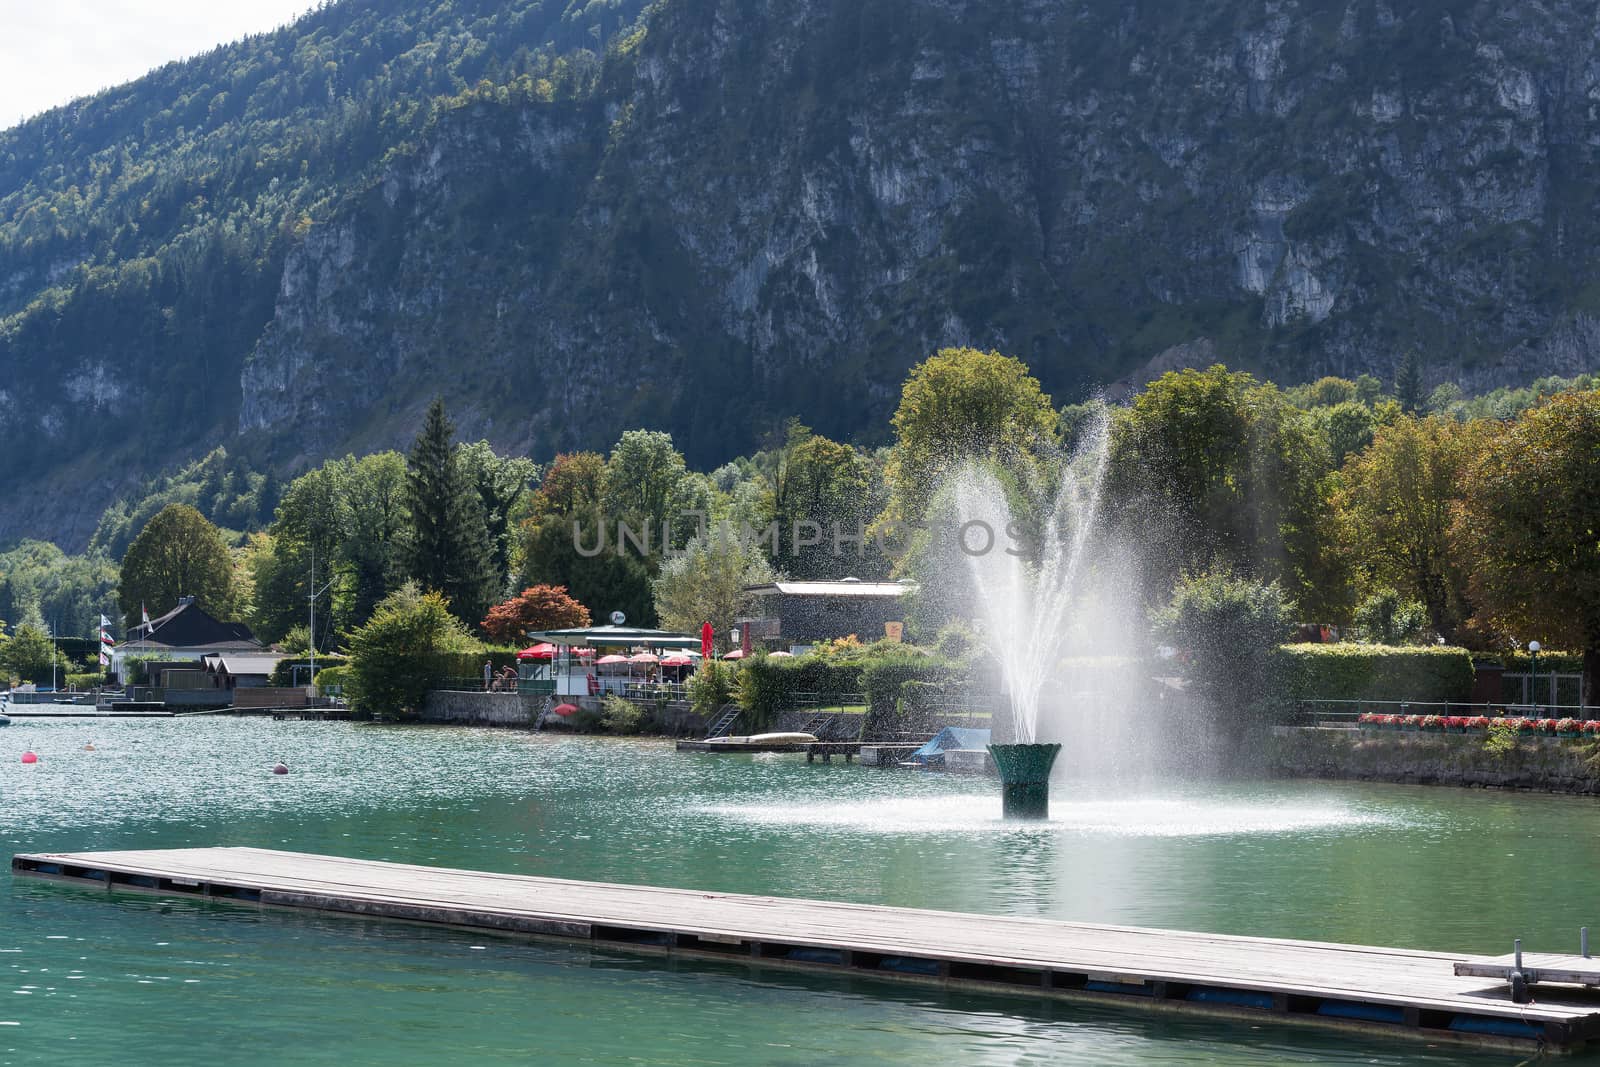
951,404,1114,820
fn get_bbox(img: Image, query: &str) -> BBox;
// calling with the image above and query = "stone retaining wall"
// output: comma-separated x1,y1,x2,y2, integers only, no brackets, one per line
421,690,536,727
1269,727,1600,794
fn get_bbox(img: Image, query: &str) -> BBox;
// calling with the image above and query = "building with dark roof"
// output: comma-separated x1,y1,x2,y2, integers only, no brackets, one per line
738,579,915,647
110,597,264,683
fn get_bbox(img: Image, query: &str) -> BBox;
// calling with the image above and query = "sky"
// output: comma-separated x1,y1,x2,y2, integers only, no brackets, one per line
0,0,316,130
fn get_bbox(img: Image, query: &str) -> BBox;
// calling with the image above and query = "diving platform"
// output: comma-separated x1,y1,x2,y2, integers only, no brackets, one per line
12,847,1600,1054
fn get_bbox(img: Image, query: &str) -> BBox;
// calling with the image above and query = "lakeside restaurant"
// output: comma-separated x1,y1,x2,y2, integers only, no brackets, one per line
519,624,702,698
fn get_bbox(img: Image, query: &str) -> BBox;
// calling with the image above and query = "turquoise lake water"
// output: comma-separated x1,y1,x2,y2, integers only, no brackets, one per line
1,719,1596,1064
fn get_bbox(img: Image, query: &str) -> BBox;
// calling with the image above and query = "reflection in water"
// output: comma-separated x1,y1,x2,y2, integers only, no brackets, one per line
0,721,1587,1066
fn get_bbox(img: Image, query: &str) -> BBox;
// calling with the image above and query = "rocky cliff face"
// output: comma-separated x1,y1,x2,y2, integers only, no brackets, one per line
242,0,1600,473
11,0,1600,547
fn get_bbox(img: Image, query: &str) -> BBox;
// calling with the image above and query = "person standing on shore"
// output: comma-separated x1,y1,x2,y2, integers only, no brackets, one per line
482,660,493,691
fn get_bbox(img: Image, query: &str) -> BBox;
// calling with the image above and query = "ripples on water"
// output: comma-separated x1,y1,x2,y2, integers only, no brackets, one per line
0,720,1582,1065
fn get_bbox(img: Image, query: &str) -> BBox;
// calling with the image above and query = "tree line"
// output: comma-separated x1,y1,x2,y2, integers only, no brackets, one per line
2,354,1598,702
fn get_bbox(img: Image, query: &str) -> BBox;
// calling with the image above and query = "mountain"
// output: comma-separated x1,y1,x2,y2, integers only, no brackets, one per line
6,0,1600,550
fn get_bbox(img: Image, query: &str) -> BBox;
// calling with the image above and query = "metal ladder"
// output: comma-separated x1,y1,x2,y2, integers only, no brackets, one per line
705,705,742,739
799,711,840,739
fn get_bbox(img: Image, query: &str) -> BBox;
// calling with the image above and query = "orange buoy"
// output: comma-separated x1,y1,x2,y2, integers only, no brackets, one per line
21,751,37,764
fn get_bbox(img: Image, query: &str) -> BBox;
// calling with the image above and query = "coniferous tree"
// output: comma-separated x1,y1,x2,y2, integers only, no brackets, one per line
405,400,498,628
1395,350,1425,413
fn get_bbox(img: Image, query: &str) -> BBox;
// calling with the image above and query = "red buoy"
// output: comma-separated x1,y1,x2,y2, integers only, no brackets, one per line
20,751,37,764
272,763,289,775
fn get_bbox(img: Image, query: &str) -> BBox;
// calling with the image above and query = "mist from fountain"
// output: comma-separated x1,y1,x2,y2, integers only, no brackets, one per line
952,402,1117,747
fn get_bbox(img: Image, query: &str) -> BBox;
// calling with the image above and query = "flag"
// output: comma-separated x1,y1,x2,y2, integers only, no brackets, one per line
99,615,112,668
141,603,150,626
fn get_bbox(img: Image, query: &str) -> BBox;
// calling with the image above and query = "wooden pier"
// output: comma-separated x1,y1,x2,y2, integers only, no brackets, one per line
13,847,1600,1053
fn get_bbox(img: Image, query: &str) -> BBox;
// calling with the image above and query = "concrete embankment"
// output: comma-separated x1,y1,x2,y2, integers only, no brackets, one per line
1270,728,1600,794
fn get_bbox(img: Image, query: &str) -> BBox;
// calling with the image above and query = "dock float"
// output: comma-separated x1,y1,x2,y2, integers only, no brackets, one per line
13,847,1599,1053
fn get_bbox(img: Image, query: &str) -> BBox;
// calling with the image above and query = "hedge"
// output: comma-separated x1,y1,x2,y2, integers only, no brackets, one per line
860,657,972,737
1501,650,1585,674
736,655,868,731
1272,644,1475,704
422,648,520,681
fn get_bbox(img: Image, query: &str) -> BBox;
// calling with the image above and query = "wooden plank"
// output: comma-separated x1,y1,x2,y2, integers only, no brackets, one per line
13,847,1599,1051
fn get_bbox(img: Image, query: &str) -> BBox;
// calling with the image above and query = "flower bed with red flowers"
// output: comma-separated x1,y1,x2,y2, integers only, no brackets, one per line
1357,713,1600,737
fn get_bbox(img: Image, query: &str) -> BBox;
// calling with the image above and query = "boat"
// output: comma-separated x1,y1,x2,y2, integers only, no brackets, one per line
0,693,9,726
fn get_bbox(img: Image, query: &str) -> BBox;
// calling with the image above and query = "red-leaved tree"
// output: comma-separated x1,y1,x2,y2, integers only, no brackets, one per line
481,585,591,643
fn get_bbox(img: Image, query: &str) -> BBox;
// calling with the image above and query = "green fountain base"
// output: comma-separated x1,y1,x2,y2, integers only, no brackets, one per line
987,743,1062,820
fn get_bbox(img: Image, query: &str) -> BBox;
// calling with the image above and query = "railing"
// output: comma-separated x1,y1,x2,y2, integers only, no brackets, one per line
783,691,867,712
1294,698,1595,726
436,676,524,694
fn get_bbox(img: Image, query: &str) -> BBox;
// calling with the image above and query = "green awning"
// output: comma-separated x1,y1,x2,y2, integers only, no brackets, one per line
525,625,701,651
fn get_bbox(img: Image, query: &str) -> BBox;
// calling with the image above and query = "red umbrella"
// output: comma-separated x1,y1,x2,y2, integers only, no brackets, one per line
517,643,558,660
552,703,579,717
574,647,596,658
629,653,660,664
660,655,693,667
722,649,745,660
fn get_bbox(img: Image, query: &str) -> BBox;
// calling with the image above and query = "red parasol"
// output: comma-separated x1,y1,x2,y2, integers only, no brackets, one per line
597,654,628,664
629,653,660,664
721,649,746,660
551,703,579,717
660,654,693,667
517,643,558,660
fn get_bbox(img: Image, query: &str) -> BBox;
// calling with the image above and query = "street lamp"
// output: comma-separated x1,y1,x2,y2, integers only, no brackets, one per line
1529,641,1541,709
730,628,741,656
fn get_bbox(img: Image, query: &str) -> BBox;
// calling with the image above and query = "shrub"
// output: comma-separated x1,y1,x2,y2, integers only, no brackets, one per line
689,660,735,718
1157,571,1294,739
600,694,645,734
64,672,106,690
346,583,482,719
1272,644,1474,704
313,665,350,692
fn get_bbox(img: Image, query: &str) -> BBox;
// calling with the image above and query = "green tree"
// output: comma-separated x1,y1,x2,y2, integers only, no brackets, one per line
1334,415,1489,642
880,348,1057,529
1105,366,1342,618
1156,570,1294,748
340,451,411,627
456,441,540,593
517,452,656,625
1454,392,1600,698
769,422,880,579
1352,588,1429,645
405,400,498,628
346,583,482,719
602,430,696,552
652,523,777,638
118,504,237,626
0,622,67,684
1394,350,1425,413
